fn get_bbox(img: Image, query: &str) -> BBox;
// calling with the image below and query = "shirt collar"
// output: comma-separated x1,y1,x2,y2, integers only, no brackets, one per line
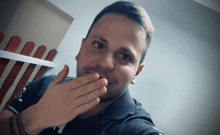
79,89,136,125
101,89,135,123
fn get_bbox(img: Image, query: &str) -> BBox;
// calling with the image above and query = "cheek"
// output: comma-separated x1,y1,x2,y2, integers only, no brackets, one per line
114,65,135,84
78,49,95,63
82,47,99,61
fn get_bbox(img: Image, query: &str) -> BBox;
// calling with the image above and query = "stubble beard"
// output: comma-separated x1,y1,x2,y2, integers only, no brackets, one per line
76,66,126,103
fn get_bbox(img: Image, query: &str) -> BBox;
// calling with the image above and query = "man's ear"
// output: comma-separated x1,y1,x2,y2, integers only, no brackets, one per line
75,38,86,61
131,64,145,84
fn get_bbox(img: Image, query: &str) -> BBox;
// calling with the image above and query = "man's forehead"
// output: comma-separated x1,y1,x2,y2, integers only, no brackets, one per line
89,13,146,47
92,13,140,32
87,13,146,62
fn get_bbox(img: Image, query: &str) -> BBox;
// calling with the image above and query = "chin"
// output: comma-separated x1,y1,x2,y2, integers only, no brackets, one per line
99,86,127,103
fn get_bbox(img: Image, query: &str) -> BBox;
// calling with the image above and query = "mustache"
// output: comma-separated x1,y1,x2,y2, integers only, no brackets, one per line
81,66,117,84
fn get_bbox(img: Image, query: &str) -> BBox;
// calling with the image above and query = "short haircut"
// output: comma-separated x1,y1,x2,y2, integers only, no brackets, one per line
85,1,154,64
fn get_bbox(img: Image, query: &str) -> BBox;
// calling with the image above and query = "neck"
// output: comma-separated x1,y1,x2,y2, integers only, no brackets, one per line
79,99,116,119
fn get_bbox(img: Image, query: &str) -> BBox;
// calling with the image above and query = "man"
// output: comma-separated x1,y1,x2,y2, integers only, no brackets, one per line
0,1,164,134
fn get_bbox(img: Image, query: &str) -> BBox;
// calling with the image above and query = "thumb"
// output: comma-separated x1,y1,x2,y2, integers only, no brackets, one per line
51,65,69,85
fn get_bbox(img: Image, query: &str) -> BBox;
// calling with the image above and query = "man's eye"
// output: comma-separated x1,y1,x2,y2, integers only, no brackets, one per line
93,42,104,49
120,54,132,61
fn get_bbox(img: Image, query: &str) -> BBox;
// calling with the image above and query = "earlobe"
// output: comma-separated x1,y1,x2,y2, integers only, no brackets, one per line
131,78,136,84
75,38,86,61
131,64,144,84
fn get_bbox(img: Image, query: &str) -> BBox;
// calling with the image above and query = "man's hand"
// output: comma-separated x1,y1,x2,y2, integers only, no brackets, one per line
21,65,107,134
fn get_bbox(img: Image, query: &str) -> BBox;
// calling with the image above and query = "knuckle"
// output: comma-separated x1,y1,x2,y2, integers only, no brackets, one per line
81,105,87,111
71,78,84,88
80,76,90,85
91,82,98,89
84,83,90,91
85,76,91,84
86,75,93,82
85,91,96,101
87,73,99,83
89,92,96,99
74,78,81,85
86,82,97,91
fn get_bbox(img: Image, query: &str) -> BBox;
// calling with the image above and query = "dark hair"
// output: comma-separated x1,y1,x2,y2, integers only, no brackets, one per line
85,1,154,64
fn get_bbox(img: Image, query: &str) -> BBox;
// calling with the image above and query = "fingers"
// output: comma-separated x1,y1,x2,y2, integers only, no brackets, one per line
65,72,101,89
74,86,106,107
71,78,108,98
73,87,107,116
51,65,69,85
73,98,100,118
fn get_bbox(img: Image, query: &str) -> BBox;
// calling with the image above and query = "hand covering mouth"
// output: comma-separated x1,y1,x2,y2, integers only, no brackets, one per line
87,71,111,84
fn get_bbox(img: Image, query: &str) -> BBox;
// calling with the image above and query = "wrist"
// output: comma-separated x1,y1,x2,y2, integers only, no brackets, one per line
11,113,28,135
9,114,30,135
9,115,17,135
21,105,45,135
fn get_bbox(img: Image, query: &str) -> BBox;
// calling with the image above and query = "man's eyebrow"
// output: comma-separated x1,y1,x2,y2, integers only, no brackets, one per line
92,35,108,44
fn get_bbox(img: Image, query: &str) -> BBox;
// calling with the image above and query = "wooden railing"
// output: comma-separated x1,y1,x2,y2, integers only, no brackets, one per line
0,32,57,110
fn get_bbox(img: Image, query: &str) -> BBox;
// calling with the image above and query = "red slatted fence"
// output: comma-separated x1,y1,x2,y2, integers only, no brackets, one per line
0,32,57,109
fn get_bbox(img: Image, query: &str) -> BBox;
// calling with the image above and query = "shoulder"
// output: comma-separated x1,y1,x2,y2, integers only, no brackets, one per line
122,99,164,135
104,98,164,135
26,75,73,96
103,91,165,135
27,75,56,92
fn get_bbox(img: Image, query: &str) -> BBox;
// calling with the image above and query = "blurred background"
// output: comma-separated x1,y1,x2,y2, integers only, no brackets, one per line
1,0,220,134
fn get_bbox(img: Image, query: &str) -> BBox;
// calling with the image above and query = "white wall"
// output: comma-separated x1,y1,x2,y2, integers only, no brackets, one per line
21,0,220,135
0,0,73,109
0,0,73,53
194,0,220,12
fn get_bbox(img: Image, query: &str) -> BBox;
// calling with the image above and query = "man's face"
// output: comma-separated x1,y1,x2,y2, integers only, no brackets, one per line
76,13,146,102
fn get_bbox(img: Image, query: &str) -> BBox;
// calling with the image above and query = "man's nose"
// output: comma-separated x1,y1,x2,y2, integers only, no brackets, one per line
97,54,115,71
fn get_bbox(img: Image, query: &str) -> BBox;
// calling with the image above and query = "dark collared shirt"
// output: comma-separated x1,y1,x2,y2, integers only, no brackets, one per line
9,75,164,135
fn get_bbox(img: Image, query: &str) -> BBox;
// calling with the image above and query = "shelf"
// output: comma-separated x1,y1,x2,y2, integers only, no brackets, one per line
0,50,55,67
